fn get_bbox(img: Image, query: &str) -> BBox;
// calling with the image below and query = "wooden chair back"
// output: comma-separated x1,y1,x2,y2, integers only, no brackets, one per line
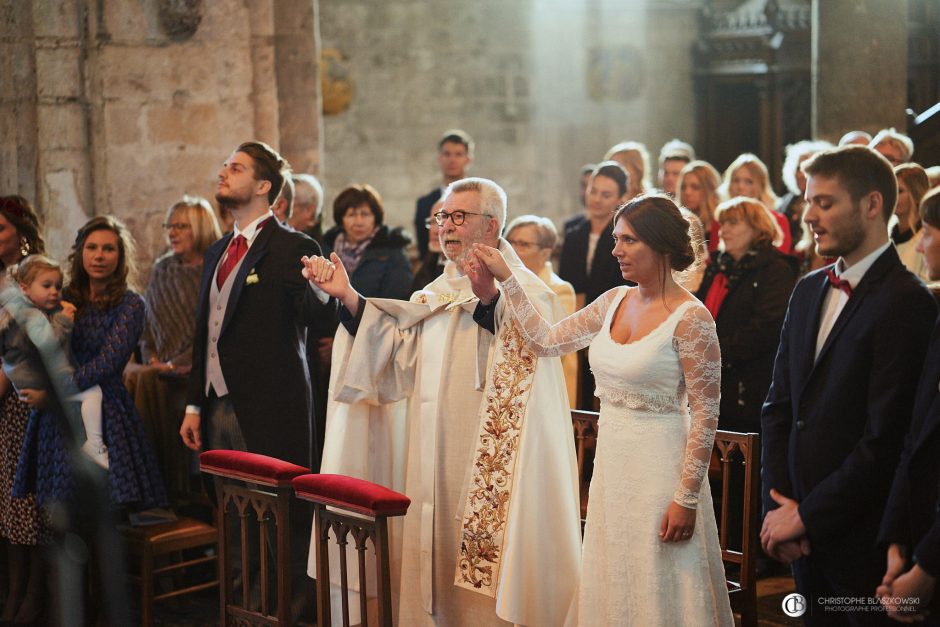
292,474,411,627
712,429,760,627
120,517,218,627
570,409,599,524
199,451,310,627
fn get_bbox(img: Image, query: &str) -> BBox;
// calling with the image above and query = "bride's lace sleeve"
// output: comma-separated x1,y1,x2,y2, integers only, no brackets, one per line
672,304,721,508
499,274,617,357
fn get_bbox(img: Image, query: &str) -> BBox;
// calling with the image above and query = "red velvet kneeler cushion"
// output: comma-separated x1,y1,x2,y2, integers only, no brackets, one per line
199,450,310,487
292,474,411,517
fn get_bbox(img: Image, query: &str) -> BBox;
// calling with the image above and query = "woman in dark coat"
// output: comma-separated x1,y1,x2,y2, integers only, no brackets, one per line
696,197,799,433
323,184,413,300
558,161,630,409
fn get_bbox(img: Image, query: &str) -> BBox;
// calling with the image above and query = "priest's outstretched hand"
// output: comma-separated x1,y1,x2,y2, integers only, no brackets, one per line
301,252,362,315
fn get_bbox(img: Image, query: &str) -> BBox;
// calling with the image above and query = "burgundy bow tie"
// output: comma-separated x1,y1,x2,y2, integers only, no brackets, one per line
824,267,853,297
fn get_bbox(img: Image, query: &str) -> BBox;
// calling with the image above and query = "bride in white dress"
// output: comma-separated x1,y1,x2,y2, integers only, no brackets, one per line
468,194,734,626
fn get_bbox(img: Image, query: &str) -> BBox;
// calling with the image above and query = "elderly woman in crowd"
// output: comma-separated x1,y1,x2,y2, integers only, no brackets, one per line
696,198,798,559
324,184,413,300
126,196,221,501
506,215,578,406
870,127,914,167
696,197,799,434
507,215,575,313
0,196,48,625
892,163,931,281
721,153,792,254
142,196,221,371
15,216,166,512
678,160,722,253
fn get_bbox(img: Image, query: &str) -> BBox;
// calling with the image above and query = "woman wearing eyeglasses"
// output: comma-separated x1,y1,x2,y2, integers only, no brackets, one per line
324,184,413,300
507,215,579,406
141,195,222,374
126,196,220,501
506,215,575,315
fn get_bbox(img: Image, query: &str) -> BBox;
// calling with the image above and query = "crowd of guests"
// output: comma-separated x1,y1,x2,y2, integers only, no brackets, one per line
1,123,939,625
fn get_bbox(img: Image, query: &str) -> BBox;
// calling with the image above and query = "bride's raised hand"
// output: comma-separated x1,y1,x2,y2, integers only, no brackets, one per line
471,243,512,281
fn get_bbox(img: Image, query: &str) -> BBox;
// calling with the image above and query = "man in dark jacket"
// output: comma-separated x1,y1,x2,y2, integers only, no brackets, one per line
876,187,940,623
414,130,473,257
760,146,937,625
181,142,330,468
180,142,333,622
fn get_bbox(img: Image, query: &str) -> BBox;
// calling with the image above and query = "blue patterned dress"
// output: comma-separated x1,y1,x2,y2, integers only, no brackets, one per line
14,292,167,509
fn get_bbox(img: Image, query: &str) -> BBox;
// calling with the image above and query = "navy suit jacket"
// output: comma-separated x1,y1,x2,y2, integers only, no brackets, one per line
187,220,331,468
878,317,940,577
414,187,442,258
761,245,937,556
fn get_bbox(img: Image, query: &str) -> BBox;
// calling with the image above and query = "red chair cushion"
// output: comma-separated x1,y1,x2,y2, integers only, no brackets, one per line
199,450,309,487
292,474,411,517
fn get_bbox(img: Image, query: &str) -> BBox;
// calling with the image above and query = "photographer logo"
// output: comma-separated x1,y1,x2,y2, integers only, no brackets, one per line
783,593,807,617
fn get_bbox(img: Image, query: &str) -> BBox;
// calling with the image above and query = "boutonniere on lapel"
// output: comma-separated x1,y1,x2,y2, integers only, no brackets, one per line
245,268,260,285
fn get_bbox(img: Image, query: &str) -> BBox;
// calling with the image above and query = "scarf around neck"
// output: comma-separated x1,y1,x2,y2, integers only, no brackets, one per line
334,229,377,274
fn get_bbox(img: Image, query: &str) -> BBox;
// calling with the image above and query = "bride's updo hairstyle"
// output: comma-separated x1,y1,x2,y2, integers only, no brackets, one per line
613,193,698,272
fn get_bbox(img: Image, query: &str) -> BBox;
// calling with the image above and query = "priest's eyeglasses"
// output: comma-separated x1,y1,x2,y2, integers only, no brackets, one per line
433,210,488,226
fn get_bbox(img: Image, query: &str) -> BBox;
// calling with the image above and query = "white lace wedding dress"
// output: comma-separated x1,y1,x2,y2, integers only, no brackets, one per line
500,277,733,626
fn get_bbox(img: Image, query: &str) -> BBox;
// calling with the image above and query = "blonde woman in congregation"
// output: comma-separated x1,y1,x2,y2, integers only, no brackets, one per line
721,153,792,254
678,160,723,254
892,163,931,281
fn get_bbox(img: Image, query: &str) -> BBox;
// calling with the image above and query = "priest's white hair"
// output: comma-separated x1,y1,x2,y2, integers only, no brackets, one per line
444,177,508,234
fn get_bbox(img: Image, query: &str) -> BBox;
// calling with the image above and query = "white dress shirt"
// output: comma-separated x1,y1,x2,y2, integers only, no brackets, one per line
815,241,891,359
231,209,274,250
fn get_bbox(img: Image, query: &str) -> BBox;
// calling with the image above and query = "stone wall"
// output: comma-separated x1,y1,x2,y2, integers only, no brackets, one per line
812,0,908,140
317,0,701,234
0,0,322,276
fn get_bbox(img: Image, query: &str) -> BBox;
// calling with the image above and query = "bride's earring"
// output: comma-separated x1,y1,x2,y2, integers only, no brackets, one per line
19,236,29,258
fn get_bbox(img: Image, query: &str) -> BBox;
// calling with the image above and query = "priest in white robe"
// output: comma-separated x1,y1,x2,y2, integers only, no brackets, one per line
303,178,581,626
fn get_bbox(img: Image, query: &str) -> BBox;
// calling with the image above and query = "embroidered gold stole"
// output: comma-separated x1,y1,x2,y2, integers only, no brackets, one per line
454,318,537,596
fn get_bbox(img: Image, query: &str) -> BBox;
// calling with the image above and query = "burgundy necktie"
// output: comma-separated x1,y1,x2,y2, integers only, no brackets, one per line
824,267,853,298
216,234,247,288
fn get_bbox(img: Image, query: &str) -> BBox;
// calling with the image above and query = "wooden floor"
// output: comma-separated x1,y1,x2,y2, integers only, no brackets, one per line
752,576,802,627
148,576,803,626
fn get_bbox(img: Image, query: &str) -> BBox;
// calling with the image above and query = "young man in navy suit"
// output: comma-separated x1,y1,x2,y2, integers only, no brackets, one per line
876,187,940,623
760,145,937,625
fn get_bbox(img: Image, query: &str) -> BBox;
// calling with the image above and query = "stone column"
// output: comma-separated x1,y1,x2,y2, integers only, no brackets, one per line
32,0,95,257
812,0,908,141
273,0,323,175
0,2,39,197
